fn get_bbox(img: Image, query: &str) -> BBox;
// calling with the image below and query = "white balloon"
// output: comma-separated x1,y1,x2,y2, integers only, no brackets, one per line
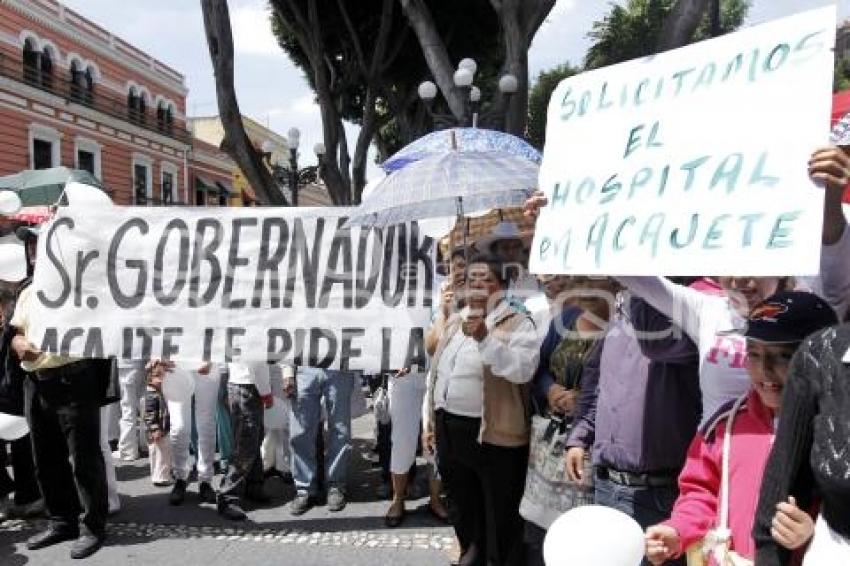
263,397,287,430
0,191,22,215
544,505,645,566
0,413,29,440
162,368,195,404
0,234,26,282
64,182,113,207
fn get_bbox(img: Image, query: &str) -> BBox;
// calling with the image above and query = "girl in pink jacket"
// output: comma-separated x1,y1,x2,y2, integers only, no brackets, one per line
645,292,837,565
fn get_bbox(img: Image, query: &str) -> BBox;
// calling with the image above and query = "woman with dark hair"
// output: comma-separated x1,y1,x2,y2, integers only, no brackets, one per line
426,254,539,566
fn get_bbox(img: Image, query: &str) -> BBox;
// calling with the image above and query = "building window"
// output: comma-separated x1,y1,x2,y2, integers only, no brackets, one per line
161,162,179,205
156,102,174,134
128,87,147,124
132,155,153,205
77,150,95,175
74,137,101,179
29,124,61,170
22,38,39,86
69,61,94,105
40,47,53,91
33,139,53,169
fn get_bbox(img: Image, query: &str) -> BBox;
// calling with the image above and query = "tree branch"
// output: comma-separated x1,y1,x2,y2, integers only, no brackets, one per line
200,0,287,205
336,0,368,72
398,0,465,120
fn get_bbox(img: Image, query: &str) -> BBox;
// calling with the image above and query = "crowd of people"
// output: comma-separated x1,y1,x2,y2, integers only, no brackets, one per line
0,144,850,566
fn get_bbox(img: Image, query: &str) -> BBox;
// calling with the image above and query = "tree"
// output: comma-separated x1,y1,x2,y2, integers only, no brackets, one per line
200,0,286,205
527,63,579,149
836,57,850,93
585,0,750,70
270,0,414,205
399,0,556,136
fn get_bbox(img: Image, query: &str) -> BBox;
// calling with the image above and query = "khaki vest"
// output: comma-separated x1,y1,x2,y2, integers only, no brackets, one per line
428,307,531,447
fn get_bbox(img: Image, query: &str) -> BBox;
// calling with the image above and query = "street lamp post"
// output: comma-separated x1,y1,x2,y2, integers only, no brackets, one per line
418,57,519,131
261,129,324,206
286,127,301,206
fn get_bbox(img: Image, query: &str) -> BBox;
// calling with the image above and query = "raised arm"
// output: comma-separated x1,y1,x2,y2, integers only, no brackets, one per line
616,277,707,342
811,146,850,320
629,295,698,365
479,316,540,384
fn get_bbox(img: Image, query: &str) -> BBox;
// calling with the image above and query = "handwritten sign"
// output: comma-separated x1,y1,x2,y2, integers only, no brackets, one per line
530,6,836,276
28,205,435,372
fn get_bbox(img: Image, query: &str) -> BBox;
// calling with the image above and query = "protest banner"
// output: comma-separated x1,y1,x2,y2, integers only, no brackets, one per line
530,6,837,276
27,205,436,372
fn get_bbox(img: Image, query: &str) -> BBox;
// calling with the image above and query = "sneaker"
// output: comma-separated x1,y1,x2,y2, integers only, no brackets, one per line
111,450,138,463
327,487,346,512
198,482,217,504
290,493,313,516
169,479,187,506
217,501,247,521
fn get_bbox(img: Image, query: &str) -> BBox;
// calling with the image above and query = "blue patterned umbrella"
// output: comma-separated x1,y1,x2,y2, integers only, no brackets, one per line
831,112,850,146
380,127,541,173
347,150,538,228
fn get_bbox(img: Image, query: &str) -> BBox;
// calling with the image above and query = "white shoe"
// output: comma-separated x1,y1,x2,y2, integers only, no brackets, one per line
111,450,138,462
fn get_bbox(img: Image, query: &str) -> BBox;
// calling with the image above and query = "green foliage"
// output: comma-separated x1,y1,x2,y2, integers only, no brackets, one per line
836,57,850,93
527,63,579,149
584,0,750,70
270,0,502,151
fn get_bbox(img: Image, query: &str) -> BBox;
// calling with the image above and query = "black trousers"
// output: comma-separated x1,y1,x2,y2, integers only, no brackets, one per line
218,383,264,504
0,436,40,505
23,363,107,536
435,410,529,566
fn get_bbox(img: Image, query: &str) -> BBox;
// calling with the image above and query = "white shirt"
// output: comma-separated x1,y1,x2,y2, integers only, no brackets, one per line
433,300,540,418
812,224,850,322
226,362,271,397
524,292,553,343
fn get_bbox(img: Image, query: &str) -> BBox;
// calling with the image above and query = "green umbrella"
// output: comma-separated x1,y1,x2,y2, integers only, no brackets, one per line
0,167,105,207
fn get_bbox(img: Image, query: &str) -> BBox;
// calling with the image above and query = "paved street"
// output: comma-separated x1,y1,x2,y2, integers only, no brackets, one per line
0,413,454,566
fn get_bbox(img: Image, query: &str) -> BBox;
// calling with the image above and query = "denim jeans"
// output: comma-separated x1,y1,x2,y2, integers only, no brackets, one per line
594,475,685,566
289,367,353,496
218,384,264,504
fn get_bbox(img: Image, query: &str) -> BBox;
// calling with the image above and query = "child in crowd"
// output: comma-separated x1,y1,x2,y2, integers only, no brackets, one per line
144,360,172,486
645,292,837,565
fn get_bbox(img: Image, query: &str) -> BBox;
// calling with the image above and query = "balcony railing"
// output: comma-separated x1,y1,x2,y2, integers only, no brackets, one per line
134,193,188,206
1,53,192,145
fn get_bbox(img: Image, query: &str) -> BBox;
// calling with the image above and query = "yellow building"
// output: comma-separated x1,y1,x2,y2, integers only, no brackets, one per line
188,115,331,206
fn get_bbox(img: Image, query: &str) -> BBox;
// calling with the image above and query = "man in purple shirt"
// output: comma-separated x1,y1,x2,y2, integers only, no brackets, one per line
566,295,701,566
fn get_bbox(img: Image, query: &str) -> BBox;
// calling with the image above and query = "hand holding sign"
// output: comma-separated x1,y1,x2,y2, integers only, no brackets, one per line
809,146,850,193
530,6,837,277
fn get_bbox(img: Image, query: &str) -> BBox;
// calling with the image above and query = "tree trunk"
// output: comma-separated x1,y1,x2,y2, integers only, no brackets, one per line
398,0,465,121
491,0,554,137
657,0,711,52
500,9,528,136
199,0,287,205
